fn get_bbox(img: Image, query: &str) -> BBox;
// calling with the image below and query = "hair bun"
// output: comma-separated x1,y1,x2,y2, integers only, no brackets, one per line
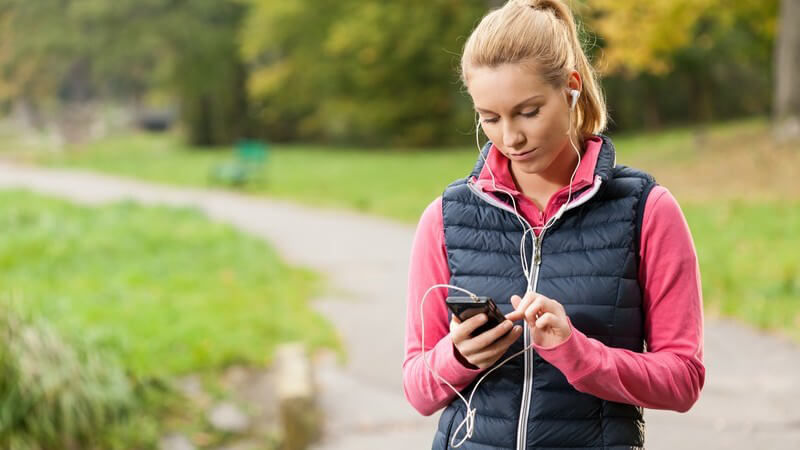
515,0,559,13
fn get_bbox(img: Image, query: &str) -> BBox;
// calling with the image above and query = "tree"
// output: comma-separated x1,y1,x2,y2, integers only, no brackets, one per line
240,0,486,146
0,0,252,147
587,0,778,128
774,0,800,141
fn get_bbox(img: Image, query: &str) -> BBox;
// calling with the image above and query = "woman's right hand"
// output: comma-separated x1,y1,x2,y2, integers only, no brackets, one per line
450,314,523,369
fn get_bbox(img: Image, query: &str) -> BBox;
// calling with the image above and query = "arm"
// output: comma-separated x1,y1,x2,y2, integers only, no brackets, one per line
532,186,705,412
402,197,484,416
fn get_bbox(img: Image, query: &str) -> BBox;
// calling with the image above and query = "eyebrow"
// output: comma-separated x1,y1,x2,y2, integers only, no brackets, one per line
474,94,545,115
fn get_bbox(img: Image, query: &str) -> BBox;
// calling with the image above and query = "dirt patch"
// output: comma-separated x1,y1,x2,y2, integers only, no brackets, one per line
627,127,800,204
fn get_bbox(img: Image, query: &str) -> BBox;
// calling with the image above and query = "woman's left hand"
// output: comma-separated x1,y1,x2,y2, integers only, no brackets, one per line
505,292,571,348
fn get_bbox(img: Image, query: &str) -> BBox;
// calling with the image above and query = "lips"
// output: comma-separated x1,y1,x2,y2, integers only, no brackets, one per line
508,148,537,160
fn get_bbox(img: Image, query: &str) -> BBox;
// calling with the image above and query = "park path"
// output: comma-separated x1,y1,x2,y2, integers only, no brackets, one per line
1,161,799,449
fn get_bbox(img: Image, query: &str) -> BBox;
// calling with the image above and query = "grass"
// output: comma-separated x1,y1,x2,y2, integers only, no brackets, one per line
3,116,795,221
684,201,800,341
0,190,337,378
0,190,339,448
1,116,799,343
1,128,478,222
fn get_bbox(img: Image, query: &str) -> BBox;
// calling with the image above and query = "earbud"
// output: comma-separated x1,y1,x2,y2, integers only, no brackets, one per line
568,89,580,109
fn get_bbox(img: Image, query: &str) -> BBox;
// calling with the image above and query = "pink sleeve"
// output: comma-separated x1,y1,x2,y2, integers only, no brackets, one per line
402,197,484,416
532,186,705,412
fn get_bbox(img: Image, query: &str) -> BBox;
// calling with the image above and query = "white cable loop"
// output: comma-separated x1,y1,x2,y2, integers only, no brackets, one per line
419,94,582,447
420,284,536,448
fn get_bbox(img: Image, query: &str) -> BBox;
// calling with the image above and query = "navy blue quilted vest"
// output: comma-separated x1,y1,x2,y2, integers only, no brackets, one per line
432,135,656,450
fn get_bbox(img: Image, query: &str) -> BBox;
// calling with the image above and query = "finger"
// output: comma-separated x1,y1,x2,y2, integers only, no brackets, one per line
465,319,515,352
505,295,523,321
534,312,560,330
452,313,488,343
506,292,538,321
524,296,547,323
532,297,566,323
505,309,524,321
469,325,523,366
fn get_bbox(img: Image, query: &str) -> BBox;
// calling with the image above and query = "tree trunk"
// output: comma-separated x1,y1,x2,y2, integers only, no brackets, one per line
774,0,800,142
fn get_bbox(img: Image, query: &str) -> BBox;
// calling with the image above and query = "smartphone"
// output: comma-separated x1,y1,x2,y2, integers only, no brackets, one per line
445,296,508,337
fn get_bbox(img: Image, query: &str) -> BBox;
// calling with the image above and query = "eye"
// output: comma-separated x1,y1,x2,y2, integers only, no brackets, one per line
521,108,540,118
481,117,499,124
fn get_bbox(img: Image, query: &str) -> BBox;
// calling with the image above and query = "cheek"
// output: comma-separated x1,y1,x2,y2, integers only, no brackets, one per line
480,124,502,142
533,110,569,142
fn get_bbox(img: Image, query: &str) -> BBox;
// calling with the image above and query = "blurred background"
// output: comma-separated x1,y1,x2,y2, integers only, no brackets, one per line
0,0,798,449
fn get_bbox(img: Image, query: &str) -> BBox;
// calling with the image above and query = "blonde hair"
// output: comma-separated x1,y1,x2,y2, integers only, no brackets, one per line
460,0,607,142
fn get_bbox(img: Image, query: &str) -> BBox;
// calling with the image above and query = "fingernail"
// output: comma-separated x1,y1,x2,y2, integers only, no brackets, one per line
513,325,521,332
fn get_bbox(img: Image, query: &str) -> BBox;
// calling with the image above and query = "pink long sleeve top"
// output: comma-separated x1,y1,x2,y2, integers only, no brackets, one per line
402,135,705,417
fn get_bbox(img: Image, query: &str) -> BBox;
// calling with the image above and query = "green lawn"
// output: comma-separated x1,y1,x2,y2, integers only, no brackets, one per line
684,201,800,341
0,190,337,378
15,133,478,222
0,190,339,448
2,117,799,343
2,116,776,223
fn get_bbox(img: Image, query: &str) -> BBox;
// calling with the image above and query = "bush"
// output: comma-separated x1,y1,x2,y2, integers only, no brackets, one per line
0,304,135,450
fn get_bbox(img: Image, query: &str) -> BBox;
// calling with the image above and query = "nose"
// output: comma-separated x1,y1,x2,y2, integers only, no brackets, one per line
502,121,525,150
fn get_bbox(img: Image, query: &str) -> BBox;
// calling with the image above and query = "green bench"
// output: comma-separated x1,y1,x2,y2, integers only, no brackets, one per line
209,139,269,187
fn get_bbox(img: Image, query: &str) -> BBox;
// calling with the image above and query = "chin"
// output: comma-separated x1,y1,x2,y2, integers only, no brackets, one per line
510,158,546,175
514,162,543,175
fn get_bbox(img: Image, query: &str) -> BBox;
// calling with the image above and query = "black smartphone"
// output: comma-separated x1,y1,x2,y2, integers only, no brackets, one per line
445,296,508,337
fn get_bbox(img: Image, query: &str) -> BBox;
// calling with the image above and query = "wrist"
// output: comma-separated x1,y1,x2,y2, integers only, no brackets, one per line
452,342,479,370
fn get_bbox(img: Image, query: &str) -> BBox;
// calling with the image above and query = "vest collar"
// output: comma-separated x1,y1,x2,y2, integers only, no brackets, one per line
465,134,616,216
593,134,618,182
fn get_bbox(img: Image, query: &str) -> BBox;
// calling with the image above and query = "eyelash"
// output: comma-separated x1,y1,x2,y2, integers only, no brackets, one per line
482,109,540,124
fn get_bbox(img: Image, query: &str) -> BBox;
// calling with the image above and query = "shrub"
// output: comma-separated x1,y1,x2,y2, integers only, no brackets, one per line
0,304,135,450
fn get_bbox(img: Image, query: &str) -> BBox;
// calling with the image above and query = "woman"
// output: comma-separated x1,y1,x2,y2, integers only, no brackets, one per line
402,1,705,449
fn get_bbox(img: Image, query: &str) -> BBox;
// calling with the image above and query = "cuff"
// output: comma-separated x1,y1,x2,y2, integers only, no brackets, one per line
531,317,601,383
435,334,484,386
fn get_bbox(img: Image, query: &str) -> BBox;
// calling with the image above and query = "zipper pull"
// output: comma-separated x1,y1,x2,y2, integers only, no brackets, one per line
533,234,543,266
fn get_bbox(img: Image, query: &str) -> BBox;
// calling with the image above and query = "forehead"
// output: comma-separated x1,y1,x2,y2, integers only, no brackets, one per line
467,63,552,111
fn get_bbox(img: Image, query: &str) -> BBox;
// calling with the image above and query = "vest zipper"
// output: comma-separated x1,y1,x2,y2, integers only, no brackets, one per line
465,178,603,450
466,182,541,450
516,229,545,450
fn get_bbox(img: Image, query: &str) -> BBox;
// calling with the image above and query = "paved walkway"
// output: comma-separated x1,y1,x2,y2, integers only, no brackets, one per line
1,161,799,449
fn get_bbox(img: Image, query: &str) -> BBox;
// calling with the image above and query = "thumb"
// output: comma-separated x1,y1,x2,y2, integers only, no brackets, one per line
511,295,521,309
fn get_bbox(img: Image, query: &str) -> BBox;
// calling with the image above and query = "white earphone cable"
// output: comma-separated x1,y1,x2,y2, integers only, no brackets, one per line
419,89,584,447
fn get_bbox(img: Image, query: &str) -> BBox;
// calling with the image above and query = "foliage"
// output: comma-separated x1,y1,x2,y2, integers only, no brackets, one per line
0,0,251,146
0,0,785,144
588,0,779,126
161,1,253,146
240,0,486,145
0,302,136,449
589,0,778,75
239,0,782,142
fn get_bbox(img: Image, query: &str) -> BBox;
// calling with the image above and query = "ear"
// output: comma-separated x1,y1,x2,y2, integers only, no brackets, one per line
566,70,582,93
